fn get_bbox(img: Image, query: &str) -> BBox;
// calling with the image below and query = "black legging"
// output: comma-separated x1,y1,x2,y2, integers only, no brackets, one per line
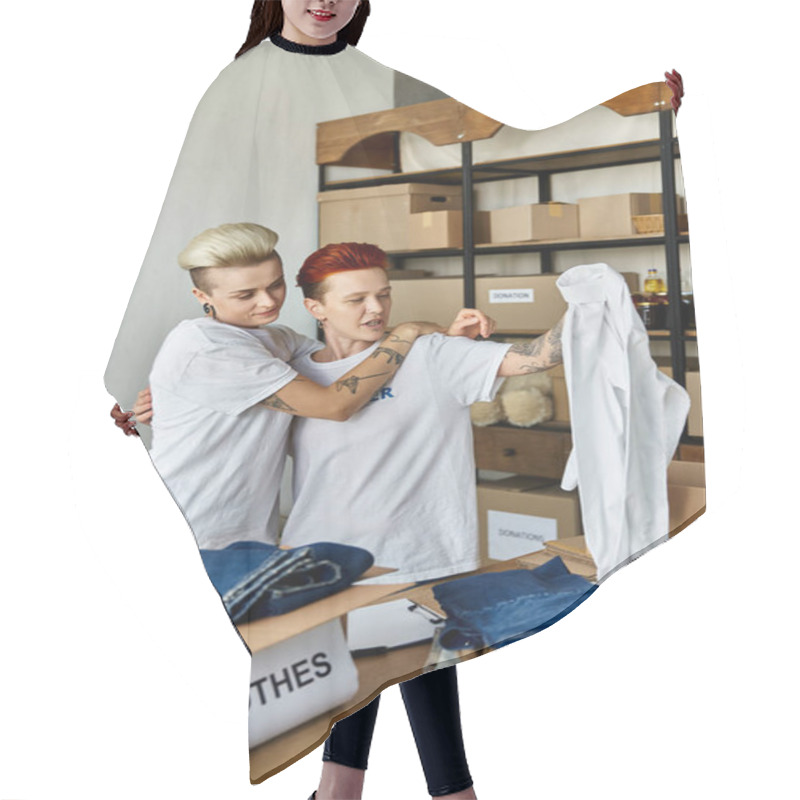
322,665,473,797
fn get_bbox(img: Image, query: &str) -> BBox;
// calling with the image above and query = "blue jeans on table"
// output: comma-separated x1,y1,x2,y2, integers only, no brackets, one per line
200,541,374,625
433,556,596,650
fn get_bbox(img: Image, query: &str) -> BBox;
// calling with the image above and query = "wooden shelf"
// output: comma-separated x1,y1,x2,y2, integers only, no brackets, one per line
317,93,695,434
648,329,697,340
317,82,672,170
320,138,680,191
490,329,696,340
384,232,689,260
317,98,504,168
601,82,674,117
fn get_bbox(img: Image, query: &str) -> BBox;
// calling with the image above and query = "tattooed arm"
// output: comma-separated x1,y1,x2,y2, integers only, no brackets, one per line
259,322,432,421
497,315,565,377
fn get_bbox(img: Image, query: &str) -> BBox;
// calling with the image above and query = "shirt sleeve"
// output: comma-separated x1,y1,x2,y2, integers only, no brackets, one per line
424,334,512,407
283,327,324,361
170,328,299,416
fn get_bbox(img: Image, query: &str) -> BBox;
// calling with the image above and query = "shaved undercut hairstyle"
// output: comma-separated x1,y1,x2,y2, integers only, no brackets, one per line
178,222,281,294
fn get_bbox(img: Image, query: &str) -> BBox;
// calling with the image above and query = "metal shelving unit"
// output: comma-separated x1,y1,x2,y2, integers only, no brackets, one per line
317,95,696,440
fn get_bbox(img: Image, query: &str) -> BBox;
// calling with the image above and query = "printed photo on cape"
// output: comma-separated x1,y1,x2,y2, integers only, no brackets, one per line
105,30,704,784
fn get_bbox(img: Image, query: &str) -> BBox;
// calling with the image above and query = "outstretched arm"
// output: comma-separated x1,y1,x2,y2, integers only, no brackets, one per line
497,315,564,377
261,321,431,421
445,308,495,339
110,310,496,434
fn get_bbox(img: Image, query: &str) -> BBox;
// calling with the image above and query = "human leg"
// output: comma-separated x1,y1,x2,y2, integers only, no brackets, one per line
400,666,475,798
316,695,381,799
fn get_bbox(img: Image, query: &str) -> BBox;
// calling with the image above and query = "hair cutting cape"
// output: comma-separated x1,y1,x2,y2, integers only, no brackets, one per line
105,35,703,783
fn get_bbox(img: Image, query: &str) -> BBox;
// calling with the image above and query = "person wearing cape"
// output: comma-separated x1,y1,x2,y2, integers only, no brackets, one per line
107,0,683,420
106,0,687,794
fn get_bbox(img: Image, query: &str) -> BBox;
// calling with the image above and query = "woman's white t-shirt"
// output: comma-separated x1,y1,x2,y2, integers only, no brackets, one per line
149,318,321,549
283,334,511,584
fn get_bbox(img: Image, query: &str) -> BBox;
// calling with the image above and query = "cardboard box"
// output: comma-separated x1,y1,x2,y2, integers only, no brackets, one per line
385,268,432,280
686,371,703,436
477,479,583,563
390,274,566,333
668,483,706,536
476,274,567,332
668,459,706,488
655,359,703,438
490,202,580,243
408,209,490,250
523,535,597,581
477,271,638,333
388,276,463,328
578,192,663,238
678,443,704,463
551,375,570,423
318,183,462,252
389,270,637,334
621,271,641,293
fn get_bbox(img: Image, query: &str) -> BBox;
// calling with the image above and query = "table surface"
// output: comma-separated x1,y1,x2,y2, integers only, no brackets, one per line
247,547,595,783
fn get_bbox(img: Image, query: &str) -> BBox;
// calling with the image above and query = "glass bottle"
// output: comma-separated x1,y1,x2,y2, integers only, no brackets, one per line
644,268,667,294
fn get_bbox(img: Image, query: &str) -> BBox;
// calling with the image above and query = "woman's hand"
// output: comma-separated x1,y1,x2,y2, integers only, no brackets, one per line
132,387,154,426
110,403,139,437
109,387,153,437
392,309,495,340
665,69,684,114
446,308,496,339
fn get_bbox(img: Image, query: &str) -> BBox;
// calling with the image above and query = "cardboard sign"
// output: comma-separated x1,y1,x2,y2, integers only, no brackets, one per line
248,619,357,749
488,509,558,560
488,288,534,304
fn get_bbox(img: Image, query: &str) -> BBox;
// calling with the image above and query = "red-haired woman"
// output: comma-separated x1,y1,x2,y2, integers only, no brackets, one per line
287,242,567,800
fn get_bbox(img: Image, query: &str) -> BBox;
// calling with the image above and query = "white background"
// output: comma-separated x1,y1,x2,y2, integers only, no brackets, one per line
1,1,796,798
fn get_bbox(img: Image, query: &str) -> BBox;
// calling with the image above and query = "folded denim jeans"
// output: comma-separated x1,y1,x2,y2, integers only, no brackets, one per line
200,541,374,624
433,557,596,650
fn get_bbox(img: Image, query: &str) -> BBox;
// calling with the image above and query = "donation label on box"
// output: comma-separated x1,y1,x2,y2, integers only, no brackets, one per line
489,288,534,304
488,509,557,560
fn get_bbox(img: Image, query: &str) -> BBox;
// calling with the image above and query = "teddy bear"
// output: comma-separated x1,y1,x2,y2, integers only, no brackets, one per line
470,369,555,428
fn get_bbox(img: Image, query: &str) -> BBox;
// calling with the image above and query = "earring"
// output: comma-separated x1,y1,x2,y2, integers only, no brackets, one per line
203,303,217,319
317,319,325,330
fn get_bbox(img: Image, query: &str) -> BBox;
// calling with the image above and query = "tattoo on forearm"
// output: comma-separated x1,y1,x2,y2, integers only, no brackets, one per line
546,317,564,364
386,333,414,346
261,394,297,413
371,347,406,366
509,339,545,359
507,317,564,373
335,371,392,395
